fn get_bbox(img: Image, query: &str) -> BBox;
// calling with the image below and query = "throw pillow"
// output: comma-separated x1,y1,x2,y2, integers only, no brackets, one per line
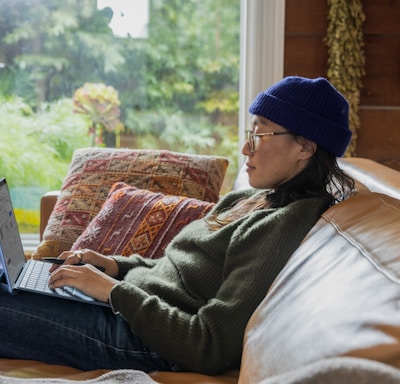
71,182,214,258
33,148,228,259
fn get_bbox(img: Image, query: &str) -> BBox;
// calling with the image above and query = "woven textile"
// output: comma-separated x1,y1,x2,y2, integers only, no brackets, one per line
71,182,214,258
33,148,228,258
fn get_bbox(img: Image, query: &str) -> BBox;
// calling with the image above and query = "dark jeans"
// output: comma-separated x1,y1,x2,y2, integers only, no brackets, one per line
0,290,178,372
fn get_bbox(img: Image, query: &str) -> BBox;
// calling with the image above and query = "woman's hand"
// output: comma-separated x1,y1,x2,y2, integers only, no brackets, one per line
49,249,119,277
47,249,120,302
48,261,118,303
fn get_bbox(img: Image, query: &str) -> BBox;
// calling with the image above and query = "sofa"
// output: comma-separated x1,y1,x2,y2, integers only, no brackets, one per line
1,153,400,384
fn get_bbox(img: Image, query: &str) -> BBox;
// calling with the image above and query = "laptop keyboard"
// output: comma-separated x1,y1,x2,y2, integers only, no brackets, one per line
19,260,85,298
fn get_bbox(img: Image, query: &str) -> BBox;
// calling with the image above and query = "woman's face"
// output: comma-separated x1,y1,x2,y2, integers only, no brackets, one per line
242,115,316,190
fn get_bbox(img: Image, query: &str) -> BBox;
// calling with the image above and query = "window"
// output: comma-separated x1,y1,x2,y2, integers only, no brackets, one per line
0,0,241,239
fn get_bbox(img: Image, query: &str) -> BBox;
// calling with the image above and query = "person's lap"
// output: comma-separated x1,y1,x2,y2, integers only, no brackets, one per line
0,290,176,372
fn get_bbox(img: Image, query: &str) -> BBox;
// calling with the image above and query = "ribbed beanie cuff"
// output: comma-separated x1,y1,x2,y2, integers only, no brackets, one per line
248,77,352,157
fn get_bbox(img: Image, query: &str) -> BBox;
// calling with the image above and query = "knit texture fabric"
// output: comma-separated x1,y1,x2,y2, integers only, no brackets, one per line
109,189,331,375
248,76,351,157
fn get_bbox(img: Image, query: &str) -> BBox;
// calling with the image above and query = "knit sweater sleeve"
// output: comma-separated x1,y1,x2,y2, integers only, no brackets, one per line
109,194,330,375
111,254,160,280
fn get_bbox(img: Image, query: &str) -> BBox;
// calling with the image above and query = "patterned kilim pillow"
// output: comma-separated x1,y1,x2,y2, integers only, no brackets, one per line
71,182,214,258
32,148,228,259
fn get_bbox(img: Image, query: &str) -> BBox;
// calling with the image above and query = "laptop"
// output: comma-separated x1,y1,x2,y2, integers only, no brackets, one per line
0,177,109,307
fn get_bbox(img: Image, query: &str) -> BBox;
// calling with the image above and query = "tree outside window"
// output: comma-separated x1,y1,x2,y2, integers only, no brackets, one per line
0,0,240,233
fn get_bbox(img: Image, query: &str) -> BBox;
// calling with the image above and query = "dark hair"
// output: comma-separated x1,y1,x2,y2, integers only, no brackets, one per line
205,147,355,230
269,146,355,208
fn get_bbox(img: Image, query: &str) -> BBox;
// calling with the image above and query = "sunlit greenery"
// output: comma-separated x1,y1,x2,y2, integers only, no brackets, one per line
0,97,90,190
0,0,240,232
0,97,91,231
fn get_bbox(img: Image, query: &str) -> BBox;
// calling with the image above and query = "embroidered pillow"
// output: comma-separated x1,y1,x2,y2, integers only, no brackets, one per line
33,148,228,258
71,182,214,258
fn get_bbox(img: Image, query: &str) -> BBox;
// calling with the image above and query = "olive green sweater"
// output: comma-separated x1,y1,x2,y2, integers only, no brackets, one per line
110,189,330,375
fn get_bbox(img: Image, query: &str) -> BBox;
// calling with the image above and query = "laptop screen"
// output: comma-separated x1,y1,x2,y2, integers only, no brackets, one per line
0,178,26,291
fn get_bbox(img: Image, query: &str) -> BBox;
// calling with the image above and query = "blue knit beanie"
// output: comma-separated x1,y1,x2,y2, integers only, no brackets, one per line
248,76,351,157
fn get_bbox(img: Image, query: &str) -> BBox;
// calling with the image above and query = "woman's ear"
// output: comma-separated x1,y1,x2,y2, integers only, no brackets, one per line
298,138,317,160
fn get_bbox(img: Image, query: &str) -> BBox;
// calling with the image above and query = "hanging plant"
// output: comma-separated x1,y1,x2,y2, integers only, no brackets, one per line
325,0,366,157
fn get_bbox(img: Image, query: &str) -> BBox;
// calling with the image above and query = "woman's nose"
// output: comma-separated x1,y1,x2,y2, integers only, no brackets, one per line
242,140,251,157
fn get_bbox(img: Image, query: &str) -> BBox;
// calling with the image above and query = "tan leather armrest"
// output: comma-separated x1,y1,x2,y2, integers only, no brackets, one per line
151,370,239,383
338,158,400,200
39,191,59,240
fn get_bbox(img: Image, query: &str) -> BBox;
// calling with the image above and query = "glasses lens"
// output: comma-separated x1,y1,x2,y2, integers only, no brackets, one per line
246,131,254,152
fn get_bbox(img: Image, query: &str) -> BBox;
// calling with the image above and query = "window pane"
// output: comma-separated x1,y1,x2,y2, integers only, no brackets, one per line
0,0,240,240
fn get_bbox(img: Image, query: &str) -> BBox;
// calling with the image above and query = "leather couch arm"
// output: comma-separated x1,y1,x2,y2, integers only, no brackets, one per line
39,191,59,240
338,157,400,200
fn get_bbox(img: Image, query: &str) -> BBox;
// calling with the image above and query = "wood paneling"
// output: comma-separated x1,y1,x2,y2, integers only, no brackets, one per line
284,0,400,170
284,0,327,78
358,109,400,169
284,37,327,78
362,31,400,107
362,0,400,34
285,0,327,34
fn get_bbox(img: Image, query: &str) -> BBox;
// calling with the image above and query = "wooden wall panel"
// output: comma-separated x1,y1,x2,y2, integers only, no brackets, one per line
360,0,400,168
284,0,400,170
284,0,327,78
362,36,400,106
362,0,400,34
284,0,327,34
358,109,400,169
284,37,327,78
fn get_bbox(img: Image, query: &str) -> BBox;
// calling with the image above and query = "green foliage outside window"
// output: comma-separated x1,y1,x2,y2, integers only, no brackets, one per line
0,0,240,232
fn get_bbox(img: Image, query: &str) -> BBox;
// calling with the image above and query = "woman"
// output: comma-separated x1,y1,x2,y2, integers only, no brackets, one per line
0,76,354,375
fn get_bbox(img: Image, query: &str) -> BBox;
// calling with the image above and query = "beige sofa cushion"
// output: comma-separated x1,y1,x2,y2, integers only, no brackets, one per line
239,192,400,383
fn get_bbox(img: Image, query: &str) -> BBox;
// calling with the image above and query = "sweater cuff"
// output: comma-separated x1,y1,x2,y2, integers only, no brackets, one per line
108,283,120,315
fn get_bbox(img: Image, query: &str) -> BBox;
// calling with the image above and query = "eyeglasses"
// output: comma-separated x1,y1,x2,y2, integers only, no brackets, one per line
245,129,292,153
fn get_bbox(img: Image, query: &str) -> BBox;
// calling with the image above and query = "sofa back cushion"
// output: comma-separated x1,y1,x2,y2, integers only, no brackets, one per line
338,158,400,200
239,191,400,383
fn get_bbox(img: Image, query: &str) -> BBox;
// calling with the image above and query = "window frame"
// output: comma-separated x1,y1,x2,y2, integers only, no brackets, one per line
239,0,285,164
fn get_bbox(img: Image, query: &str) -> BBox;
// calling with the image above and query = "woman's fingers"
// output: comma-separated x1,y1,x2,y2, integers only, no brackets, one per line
48,264,87,287
48,264,117,302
